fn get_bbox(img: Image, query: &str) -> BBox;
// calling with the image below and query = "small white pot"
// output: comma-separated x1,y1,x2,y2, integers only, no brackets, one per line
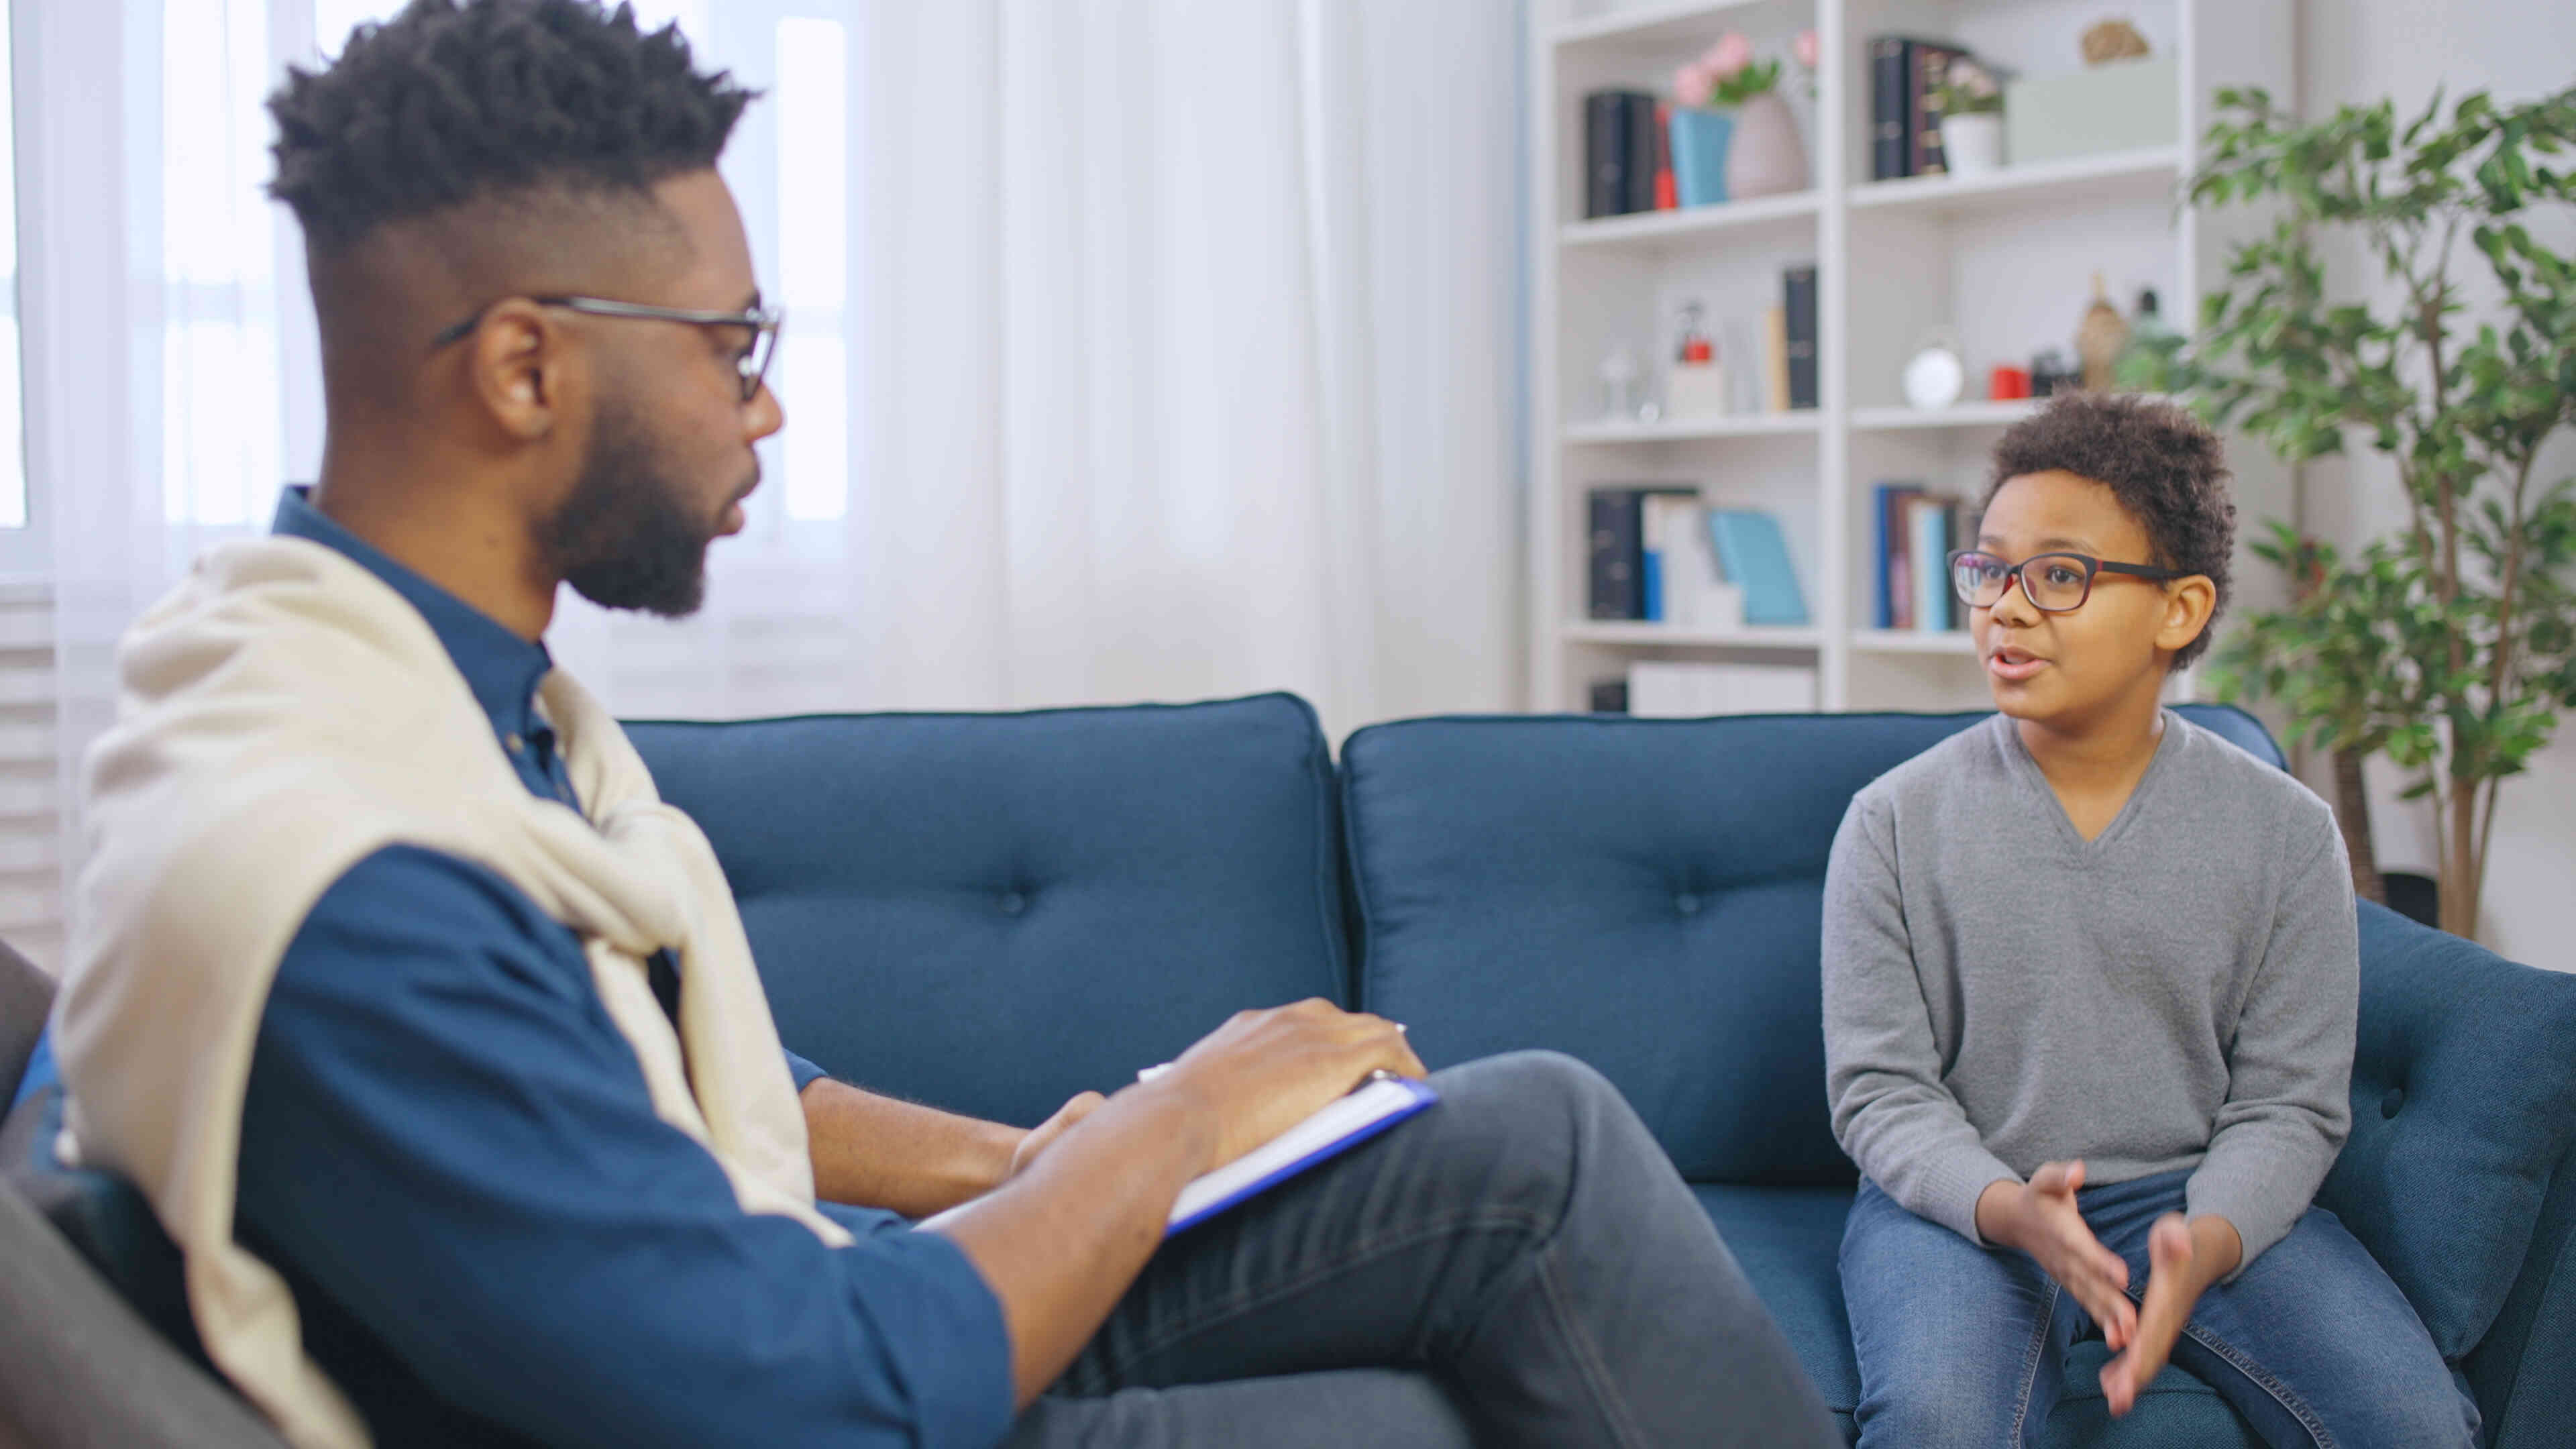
1939,112,2004,176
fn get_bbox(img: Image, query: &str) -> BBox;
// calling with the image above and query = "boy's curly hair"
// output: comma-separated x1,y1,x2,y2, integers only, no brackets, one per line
1986,393,2237,669
268,0,754,253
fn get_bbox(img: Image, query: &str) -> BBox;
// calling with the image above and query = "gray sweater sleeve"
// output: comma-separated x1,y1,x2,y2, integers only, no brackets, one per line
2185,817,2358,1277
1822,794,2023,1244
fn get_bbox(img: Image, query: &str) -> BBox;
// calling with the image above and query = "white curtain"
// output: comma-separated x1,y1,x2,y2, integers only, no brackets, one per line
11,0,1525,963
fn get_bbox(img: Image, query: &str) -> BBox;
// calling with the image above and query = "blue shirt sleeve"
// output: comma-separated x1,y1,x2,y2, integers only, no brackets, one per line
788,1046,832,1094
236,845,1015,1449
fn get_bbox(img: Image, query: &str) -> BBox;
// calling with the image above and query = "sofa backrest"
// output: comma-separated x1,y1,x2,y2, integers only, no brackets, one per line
628,693,1352,1130
1338,704,2283,1185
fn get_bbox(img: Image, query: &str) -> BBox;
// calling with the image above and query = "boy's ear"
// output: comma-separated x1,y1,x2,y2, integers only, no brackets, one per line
2155,575,2218,658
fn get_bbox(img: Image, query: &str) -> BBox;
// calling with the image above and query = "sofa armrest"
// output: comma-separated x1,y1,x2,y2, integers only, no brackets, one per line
2468,1142,2576,1449
2317,902,2576,1420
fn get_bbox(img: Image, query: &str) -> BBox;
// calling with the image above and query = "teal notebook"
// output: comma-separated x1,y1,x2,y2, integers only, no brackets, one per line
1707,510,1809,626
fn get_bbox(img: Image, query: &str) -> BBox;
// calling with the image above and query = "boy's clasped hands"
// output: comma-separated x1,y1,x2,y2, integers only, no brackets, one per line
1976,1161,2244,1417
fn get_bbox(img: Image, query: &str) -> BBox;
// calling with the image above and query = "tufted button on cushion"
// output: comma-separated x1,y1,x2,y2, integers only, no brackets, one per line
2380,1087,2404,1120
1000,891,1028,916
1674,892,1702,915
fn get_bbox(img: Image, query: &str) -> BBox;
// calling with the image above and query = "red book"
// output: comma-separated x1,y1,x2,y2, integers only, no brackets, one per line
1654,102,1678,209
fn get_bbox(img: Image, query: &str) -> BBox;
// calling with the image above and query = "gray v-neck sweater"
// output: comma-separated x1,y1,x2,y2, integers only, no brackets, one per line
1822,710,2357,1273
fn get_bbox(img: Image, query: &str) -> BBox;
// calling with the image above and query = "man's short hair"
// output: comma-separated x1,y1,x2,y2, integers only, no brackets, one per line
1986,392,2237,669
268,0,753,255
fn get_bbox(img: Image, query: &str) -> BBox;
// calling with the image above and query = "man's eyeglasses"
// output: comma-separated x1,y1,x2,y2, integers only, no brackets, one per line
429,295,783,403
1948,550,2190,614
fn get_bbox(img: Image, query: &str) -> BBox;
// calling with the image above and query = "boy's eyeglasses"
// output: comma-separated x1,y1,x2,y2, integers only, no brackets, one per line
429,294,784,402
1948,550,2190,614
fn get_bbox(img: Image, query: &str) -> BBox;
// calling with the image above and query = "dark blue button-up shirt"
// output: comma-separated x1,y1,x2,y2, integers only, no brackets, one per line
222,489,1014,1447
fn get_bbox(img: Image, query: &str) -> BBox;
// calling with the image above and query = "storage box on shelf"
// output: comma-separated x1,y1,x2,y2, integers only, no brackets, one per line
1529,0,2293,719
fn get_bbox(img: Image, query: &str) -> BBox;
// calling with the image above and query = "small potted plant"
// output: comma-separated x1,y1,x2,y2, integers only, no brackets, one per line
1673,29,1817,201
1934,58,2005,175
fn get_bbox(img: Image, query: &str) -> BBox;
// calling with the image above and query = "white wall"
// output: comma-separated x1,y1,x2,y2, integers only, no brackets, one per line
2295,0,2576,968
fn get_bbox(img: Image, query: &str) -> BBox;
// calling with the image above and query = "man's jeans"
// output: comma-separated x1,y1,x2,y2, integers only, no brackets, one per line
1002,1051,1840,1448
1841,1169,2479,1447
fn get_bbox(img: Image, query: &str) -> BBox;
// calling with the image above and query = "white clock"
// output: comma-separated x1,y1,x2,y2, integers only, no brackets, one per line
1902,340,1966,411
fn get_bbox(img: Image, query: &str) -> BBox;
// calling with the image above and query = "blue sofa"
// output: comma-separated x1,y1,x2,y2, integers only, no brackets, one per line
629,694,2576,1447
6,694,2572,1446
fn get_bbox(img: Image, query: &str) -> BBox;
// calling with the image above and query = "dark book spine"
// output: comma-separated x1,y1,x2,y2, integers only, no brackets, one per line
1870,38,1909,180
1783,264,1819,410
1910,43,1966,176
1621,93,1660,214
1589,680,1630,714
1587,489,1644,620
1584,93,1626,219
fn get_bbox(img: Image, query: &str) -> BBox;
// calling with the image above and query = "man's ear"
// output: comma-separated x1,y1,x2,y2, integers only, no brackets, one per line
2155,574,2218,657
465,299,581,443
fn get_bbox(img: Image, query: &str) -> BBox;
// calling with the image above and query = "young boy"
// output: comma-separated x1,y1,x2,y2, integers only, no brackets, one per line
1822,394,2477,1446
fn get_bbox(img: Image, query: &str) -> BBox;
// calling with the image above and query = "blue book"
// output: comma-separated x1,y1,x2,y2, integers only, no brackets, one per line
1165,1074,1440,1235
1707,509,1809,626
1668,108,1731,207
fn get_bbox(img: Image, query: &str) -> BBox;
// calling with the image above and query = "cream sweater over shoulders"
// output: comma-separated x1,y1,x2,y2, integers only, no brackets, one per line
52,537,847,1449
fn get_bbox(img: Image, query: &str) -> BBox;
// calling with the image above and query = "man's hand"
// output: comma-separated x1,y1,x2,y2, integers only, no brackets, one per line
1976,1161,2137,1350
2098,1213,2241,1416
1151,999,1429,1173
1008,1091,1105,1179
926,998,1428,1409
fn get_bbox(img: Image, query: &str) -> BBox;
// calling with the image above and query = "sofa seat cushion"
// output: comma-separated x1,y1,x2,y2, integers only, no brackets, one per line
628,694,1352,1130
1342,707,2279,1184
1693,1183,2261,1447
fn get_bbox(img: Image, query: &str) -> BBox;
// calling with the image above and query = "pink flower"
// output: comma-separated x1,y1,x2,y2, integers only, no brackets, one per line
1672,60,1711,104
1792,28,1819,69
1703,32,1754,80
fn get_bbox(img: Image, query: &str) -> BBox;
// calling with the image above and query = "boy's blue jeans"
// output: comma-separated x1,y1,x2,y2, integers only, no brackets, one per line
1841,1169,2477,1447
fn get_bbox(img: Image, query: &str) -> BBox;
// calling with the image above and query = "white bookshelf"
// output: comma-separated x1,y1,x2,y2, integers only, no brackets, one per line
1527,0,2295,716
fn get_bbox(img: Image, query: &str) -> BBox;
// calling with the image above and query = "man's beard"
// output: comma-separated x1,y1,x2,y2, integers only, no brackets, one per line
542,405,731,619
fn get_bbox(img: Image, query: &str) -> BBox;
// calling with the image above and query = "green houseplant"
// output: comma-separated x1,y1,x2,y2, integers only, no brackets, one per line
2127,84,2576,941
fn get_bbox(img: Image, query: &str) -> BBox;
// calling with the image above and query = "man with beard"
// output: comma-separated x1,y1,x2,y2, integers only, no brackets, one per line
44,3,1837,1448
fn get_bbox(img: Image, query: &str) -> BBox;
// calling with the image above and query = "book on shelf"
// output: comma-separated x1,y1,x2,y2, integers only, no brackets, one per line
1762,306,1790,414
1582,91,1662,219
1782,265,1818,411
1589,679,1630,714
1872,484,1977,633
1907,494,1951,634
1668,107,1730,208
1706,509,1809,627
1627,660,1817,718
1593,488,1746,629
1587,485,1697,621
1867,37,1968,180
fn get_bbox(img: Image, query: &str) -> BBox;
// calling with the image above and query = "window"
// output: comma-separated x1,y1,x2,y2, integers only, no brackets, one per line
0,0,25,531
170,0,851,533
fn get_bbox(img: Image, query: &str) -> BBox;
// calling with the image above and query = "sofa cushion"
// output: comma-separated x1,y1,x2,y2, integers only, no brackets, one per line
2323,900,2576,1359
0,1082,203,1362
629,694,1351,1130
1,936,49,1108
1342,706,2272,1182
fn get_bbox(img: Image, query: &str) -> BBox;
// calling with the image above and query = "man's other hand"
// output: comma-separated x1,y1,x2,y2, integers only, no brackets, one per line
1149,1000,1428,1175
1009,1092,1106,1179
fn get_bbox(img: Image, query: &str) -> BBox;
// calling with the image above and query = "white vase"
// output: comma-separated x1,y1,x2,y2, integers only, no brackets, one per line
1939,112,2004,176
1724,91,1808,201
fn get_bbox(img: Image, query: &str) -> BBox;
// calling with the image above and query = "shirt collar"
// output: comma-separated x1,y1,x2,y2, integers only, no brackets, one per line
270,486,555,741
